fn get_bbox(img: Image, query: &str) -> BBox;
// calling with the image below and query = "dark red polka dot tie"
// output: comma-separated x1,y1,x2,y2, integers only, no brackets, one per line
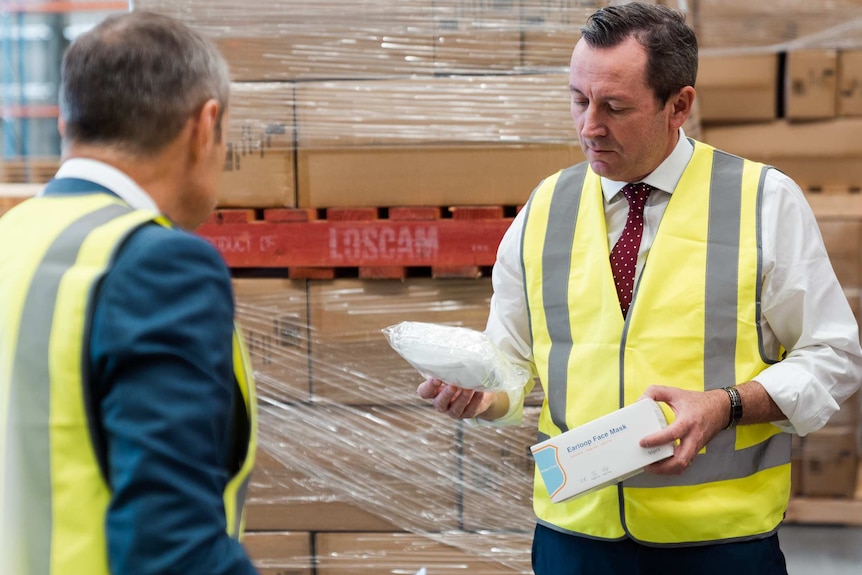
610,182,652,317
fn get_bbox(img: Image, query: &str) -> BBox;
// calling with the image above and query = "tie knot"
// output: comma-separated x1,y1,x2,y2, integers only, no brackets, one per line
621,182,651,212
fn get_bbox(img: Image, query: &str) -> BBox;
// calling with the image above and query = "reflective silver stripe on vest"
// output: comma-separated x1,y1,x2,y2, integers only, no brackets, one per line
701,151,745,456
538,164,589,435
704,151,744,393
755,165,779,366
6,203,134,574
626,153,789,488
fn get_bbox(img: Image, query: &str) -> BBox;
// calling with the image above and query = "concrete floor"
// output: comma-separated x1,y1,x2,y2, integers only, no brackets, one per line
779,525,862,575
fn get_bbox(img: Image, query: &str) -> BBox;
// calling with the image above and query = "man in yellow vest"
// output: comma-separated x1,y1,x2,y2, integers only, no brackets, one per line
0,11,258,575
418,3,862,574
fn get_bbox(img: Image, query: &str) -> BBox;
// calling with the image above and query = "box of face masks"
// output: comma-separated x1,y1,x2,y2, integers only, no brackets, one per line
530,398,674,503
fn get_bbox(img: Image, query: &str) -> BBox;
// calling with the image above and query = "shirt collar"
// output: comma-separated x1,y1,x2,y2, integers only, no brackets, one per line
46,158,160,213
600,128,694,203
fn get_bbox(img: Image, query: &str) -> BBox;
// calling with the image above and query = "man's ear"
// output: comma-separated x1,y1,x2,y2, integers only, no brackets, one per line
190,99,220,161
57,117,66,138
669,86,696,130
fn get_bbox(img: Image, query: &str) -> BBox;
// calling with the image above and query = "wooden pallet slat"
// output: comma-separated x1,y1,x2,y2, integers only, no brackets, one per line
785,498,862,526
197,205,513,275
264,208,317,223
389,206,442,221
431,265,483,279
785,461,862,526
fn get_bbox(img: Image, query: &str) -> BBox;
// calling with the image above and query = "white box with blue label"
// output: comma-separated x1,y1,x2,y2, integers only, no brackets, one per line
530,398,675,503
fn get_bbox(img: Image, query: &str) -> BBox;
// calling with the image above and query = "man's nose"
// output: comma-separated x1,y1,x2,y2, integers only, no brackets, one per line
577,104,606,139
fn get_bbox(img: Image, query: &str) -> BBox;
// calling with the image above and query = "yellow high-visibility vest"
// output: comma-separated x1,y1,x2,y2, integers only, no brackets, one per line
522,140,790,544
0,192,257,574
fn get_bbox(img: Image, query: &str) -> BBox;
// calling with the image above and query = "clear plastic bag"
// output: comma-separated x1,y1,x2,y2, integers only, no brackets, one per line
382,321,530,393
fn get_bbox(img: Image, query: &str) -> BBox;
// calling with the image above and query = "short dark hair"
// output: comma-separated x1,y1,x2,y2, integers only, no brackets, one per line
59,11,230,156
581,2,697,106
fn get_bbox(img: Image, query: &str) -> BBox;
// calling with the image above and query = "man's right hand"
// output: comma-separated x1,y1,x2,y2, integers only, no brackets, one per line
416,377,501,420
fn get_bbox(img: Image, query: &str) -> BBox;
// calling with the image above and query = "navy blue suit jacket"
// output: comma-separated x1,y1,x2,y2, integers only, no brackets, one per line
46,179,258,575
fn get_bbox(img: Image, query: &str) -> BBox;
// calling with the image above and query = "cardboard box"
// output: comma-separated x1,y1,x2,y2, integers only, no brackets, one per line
827,391,860,428
520,0,605,27
703,119,862,190
295,75,573,149
785,49,838,120
697,54,778,123
233,279,310,402
137,0,438,81
294,74,581,207
531,399,673,503
248,406,462,532
297,144,582,207
847,288,862,340
307,279,493,404
433,29,522,73
838,49,862,117
521,29,578,69
245,447,401,532
519,0,657,69
818,220,862,288
432,0,522,72
220,83,296,208
242,532,313,575
800,424,859,498
215,32,436,82
693,2,859,49
315,532,529,575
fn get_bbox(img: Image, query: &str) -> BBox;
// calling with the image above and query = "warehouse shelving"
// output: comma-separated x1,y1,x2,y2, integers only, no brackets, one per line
1,1,126,162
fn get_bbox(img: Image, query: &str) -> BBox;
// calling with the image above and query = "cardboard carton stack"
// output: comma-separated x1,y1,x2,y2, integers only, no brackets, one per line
695,0,862,504
133,0,685,211
232,277,539,573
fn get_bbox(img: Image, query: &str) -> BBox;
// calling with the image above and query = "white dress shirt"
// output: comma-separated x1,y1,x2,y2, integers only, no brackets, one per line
485,130,862,436
42,158,160,213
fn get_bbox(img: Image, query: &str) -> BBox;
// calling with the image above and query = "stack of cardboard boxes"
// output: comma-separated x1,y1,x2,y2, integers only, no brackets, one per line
131,0,687,212
3,1,862,571
233,278,540,573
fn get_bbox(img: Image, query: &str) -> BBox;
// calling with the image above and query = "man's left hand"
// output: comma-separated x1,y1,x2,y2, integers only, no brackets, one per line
638,385,729,475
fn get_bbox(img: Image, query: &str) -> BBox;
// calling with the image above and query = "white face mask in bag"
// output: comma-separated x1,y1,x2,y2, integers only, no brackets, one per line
382,321,530,393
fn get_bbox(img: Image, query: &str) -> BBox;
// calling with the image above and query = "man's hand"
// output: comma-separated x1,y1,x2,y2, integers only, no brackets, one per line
638,385,729,475
416,377,503,420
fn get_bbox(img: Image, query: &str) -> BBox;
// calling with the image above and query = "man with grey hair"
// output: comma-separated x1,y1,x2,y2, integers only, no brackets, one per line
419,2,861,574
0,11,259,575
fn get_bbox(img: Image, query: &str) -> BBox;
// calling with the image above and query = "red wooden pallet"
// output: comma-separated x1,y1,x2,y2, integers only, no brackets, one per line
197,206,514,279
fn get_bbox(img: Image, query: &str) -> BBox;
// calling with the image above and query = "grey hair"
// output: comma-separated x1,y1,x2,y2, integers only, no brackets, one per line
59,11,230,155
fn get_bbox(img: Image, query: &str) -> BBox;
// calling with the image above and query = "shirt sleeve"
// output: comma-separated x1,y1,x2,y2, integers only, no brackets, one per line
754,169,862,436
90,225,259,575
479,207,538,427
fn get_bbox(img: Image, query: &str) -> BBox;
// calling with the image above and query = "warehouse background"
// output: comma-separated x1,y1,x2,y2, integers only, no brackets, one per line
2,1,862,573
